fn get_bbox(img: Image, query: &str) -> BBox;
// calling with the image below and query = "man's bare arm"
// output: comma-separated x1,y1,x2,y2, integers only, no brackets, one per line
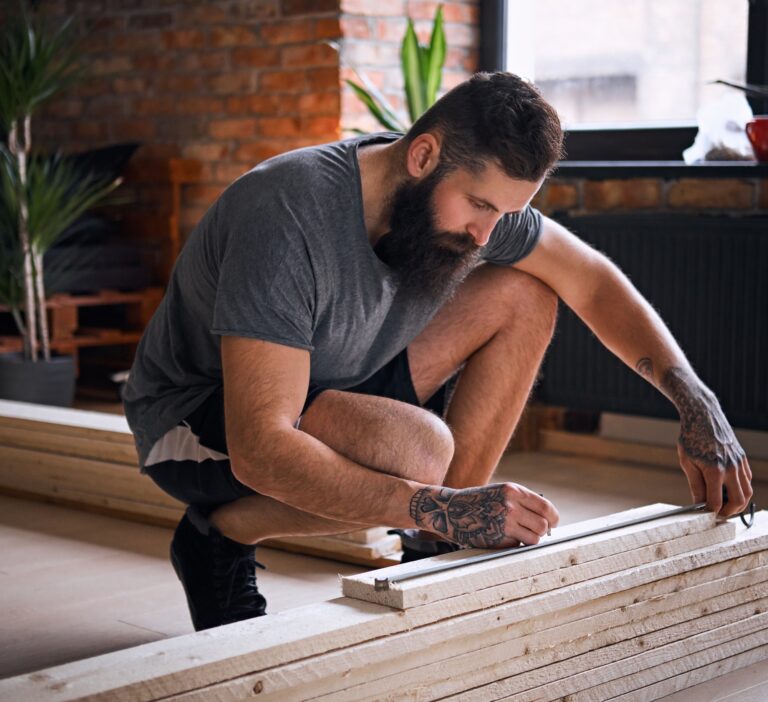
514,216,753,517
221,336,558,545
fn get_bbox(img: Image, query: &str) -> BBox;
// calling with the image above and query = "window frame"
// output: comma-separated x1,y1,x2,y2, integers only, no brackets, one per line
479,0,768,161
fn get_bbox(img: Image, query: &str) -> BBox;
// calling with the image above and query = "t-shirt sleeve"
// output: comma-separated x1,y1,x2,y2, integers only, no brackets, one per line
211,219,316,351
481,205,544,266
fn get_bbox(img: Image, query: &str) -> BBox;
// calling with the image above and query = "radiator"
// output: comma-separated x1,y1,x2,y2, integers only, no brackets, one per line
537,213,768,431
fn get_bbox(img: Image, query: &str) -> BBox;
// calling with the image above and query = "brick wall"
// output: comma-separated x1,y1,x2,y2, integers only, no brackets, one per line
533,175,768,218
16,0,478,241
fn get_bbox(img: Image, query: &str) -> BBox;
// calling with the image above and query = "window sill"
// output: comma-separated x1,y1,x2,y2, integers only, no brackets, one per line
554,161,768,179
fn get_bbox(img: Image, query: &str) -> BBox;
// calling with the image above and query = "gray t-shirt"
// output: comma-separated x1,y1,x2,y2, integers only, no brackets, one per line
123,133,543,468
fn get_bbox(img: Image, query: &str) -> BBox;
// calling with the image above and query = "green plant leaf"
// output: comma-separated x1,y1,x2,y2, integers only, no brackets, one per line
425,5,446,105
345,80,405,133
401,18,426,123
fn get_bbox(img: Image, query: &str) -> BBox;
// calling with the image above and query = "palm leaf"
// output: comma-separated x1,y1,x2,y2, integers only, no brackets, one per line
345,80,405,132
401,18,427,123
425,6,446,105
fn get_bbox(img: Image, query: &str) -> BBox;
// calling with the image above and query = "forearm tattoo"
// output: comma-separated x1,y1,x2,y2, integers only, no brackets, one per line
661,366,744,468
636,357,655,383
410,486,508,548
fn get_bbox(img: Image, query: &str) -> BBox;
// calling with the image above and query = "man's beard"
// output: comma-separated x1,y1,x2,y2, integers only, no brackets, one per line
373,170,482,300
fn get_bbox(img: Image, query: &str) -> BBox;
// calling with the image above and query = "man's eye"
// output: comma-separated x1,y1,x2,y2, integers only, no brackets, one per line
470,199,489,210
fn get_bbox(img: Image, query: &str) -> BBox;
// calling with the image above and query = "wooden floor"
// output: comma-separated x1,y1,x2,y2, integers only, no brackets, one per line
1,450,767,700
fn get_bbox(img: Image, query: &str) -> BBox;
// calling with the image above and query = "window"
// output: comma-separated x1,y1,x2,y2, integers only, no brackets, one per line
504,0,749,128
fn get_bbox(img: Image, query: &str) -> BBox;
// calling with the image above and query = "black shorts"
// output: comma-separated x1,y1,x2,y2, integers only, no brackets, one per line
145,348,454,511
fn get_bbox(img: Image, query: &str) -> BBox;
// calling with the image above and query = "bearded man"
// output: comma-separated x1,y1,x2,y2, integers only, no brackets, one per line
123,72,753,631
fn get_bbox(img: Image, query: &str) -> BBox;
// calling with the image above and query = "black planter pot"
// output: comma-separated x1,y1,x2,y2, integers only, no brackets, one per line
0,352,76,407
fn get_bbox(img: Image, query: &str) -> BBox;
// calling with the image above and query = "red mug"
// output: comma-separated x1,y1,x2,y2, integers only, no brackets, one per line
746,117,768,162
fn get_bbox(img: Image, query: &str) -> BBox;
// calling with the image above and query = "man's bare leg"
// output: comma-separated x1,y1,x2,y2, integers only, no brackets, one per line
209,392,455,543
210,264,557,545
408,264,558,488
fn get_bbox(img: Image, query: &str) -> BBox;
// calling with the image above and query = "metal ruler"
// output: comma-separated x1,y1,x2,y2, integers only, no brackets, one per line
374,502,708,592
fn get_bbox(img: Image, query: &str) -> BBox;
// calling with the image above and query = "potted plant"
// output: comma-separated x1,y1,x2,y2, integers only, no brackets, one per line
335,4,447,132
0,3,120,406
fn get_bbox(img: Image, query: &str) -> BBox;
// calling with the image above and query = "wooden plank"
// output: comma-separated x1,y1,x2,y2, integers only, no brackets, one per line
0,516,761,702
463,615,768,702
342,505,720,608
610,646,768,701
560,631,768,702
261,538,400,568
455,602,768,702
268,534,401,560
333,528,391,544
242,565,768,702
0,400,132,441
540,429,768,480
0,425,138,465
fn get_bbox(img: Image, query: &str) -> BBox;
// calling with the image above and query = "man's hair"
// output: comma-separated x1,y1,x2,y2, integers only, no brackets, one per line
404,72,564,181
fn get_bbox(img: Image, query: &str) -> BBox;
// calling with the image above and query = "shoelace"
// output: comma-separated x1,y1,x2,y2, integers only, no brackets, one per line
213,548,267,617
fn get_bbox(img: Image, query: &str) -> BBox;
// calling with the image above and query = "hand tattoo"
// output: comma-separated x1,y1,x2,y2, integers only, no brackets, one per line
410,485,508,548
661,366,745,468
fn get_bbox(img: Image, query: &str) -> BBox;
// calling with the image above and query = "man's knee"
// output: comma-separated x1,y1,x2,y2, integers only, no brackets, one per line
415,409,455,484
495,266,558,337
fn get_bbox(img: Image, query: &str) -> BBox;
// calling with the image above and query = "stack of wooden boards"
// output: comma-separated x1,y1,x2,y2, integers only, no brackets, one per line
3,503,767,701
0,399,401,566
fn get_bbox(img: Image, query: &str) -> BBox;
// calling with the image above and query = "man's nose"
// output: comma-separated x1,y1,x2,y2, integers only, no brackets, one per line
466,219,495,246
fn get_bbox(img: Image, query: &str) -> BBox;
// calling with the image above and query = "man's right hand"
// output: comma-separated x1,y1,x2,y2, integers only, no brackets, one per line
409,483,559,548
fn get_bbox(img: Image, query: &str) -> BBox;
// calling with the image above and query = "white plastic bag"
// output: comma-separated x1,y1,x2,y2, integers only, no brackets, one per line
683,93,755,163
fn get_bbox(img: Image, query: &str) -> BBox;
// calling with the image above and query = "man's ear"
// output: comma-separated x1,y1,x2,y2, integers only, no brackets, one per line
405,133,441,178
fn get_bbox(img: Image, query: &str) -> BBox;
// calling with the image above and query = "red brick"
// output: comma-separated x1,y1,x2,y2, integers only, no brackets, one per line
444,23,477,49
232,47,281,68
281,43,337,67
298,91,340,114
260,19,314,45
187,184,225,206
127,12,173,29
225,94,300,114
545,182,579,210
207,72,256,95
90,56,133,76
85,96,123,118
374,17,408,42
182,143,231,162
155,74,204,93
162,29,206,49
184,4,228,23
214,162,252,182
404,1,442,21
113,119,157,140
340,0,405,16
112,77,147,94
73,121,109,140
309,66,341,90
281,0,337,16
340,16,371,39
177,96,225,114
442,3,480,24
234,141,290,163
315,17,342,39
230,0,280,20
132,53,175,72
260,69,307,92
209,118,259,139
210,25,258,47
46,99,83,118
583,179,661,211
667,179,755,209
259,117,302,137
301,115,340,137
133,96,176,115
178,51,229,71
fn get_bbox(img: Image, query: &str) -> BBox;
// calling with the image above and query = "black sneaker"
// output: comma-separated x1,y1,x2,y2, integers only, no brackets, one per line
388,528,463,563
170,506,267,631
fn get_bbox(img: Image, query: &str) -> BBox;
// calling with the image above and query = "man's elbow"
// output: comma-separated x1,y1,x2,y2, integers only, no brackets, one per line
229,429,294,495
